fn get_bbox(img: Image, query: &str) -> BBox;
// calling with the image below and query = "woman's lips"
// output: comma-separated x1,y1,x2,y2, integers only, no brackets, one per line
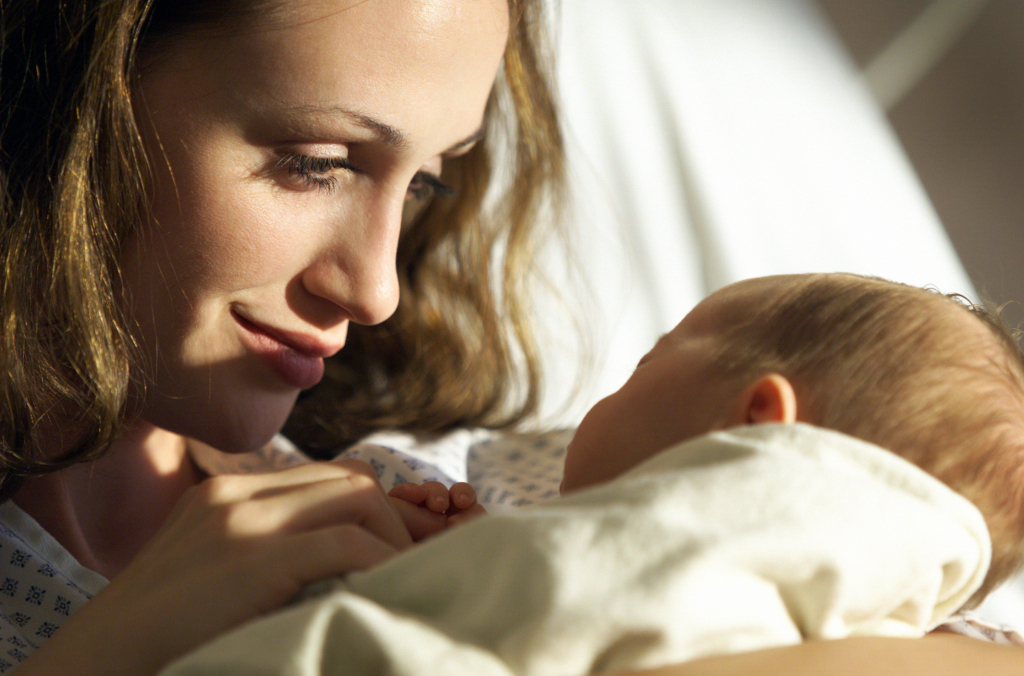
232,311,332,390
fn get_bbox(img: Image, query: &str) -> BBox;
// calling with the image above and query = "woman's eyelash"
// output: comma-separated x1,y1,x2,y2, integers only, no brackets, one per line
408,172,455,201
277,152,456,199
278,153,357,193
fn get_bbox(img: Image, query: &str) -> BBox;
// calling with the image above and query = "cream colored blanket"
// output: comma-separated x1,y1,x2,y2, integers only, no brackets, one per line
162,424,990,676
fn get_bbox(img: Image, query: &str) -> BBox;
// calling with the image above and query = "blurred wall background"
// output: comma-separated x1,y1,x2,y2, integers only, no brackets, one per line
816,0,1024,318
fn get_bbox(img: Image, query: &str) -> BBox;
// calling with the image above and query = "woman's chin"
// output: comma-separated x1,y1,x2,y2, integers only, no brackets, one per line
199,409,293,454
141,390,299,455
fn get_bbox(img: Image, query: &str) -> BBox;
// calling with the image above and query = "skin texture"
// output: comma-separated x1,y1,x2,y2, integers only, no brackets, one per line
14,2,511,675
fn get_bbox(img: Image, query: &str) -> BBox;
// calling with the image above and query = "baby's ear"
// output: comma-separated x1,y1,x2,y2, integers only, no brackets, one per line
726,373,798,426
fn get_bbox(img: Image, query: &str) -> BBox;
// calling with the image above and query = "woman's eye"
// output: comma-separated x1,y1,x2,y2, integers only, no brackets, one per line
278,153,357,193
276,154,455,201
407,171,455,201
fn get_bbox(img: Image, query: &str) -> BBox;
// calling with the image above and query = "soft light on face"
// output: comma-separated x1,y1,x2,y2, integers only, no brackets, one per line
560,318,732,494
560,276,800,494
122,0,509,452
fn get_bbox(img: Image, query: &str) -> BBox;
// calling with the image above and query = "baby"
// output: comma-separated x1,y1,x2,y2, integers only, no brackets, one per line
165,272,1024,676
397,271,1024,604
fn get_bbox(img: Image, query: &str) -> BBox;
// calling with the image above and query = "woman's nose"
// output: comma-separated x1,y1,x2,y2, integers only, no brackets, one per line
300,196,402,326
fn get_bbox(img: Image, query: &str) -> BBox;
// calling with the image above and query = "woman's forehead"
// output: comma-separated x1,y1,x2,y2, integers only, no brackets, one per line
252,0,509,32
141,0,509,156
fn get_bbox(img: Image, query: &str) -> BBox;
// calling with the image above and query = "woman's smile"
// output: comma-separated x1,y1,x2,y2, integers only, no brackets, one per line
231,309,344,390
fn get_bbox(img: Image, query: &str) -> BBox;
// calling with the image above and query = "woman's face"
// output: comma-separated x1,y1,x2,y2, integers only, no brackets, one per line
124,0,509,452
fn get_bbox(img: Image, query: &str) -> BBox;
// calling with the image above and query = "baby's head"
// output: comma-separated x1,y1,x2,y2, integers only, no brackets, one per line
563,273,1024,602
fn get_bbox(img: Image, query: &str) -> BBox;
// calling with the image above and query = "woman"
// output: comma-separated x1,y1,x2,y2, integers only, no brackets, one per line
0,0,1018,674
2,0,556,672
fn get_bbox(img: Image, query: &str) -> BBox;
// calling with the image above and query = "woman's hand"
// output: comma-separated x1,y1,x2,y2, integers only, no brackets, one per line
19,460,411,676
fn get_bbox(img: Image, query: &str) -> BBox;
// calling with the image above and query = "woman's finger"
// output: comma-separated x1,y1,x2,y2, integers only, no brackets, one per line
329,458,381,481
225,473,414,550
389,496,448,541
388,482,428,505
252,524,401,606
388,481,452,513
195,459,383,504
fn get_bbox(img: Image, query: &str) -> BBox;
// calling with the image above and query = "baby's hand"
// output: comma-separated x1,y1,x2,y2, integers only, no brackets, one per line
388,481,487,541
443,482,489,527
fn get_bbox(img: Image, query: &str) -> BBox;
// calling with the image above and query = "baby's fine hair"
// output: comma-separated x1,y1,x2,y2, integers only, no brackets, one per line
715,273,1024,606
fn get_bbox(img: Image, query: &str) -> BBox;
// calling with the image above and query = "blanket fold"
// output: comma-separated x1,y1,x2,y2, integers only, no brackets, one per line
162,424,990,676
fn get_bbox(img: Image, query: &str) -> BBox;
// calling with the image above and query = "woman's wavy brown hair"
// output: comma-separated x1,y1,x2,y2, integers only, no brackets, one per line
0,0,565,496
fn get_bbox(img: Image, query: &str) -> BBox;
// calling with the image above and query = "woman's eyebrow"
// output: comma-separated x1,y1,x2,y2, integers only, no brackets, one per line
288,104,408,148
444,126,485,155
285,103,484,154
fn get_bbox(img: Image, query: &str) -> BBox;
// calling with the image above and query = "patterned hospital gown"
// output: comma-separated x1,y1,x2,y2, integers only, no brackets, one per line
0,429,570,671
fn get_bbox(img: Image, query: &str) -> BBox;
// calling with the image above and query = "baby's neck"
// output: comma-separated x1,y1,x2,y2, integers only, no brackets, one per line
12,422,204,580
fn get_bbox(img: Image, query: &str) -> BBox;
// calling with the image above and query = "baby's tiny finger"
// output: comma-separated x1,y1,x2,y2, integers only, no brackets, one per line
420,481,450,513
449,482,477,510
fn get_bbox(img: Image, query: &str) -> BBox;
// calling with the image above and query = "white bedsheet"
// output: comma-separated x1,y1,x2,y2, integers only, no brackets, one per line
540,0,975,423
161,424,988,676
